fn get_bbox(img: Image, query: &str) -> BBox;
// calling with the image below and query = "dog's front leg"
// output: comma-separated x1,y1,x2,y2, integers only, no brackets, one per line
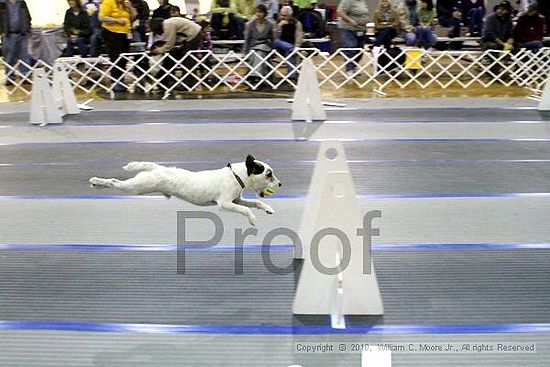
233,197,274,215
217,200,257,226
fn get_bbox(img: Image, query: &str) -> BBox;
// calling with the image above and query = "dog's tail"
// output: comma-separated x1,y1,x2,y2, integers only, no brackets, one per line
123,162,161,172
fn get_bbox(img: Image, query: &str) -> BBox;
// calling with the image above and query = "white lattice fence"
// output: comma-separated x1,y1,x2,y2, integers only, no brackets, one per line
2,47,550,97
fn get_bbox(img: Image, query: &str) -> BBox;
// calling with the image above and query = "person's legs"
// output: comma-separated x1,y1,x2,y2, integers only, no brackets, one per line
227,14,239,39
468,8,484,34
101,28,129,89
522,41,542,52
403,31,416,46
273,38,295,75
2,34,17,81
15,33,31,75
339,28,358,72
427,26,437,47
77,36,88,57
90,30,101,57
416,26,426,48
210,13,224,39
235,18,245,39
66,38,75,56
438,16,461,37
375,27,396,49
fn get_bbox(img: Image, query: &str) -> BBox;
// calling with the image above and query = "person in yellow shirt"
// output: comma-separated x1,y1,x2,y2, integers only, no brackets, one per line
99,0,136,91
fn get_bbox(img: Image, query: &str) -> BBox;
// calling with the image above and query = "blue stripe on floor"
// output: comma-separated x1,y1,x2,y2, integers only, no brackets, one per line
0,320,548,335
1,243,548,251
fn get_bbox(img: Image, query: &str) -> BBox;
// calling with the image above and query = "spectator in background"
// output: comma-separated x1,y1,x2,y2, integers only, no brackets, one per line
149,16,202,87
244,4,274,82
190,7,200,21
416,0,437,48
337,0,369,77
293,0,314,14
0,0,32,80
481,0,513,51
64,0,91,56
210,0,239,39
273,5,303,79
197,18,214,83
373,0,400,49
169,5,182,17
460,0,485,37
129,0,149,42
512,3,545,52
296,4,325,38
150,16,202,55
99,0,137,92
538,0,550,35
236,0,256,21
152,0,172,19
85,0,103,56
396,0,418,47
436,0,462,38
256,0,278,22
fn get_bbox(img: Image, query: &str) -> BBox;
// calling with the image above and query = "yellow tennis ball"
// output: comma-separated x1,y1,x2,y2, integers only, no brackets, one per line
262,187,277,196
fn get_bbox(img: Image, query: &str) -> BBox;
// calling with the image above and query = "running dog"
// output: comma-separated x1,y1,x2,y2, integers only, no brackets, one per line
89,155,282,226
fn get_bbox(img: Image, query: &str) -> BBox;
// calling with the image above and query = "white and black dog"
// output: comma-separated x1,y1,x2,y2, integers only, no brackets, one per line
89,155,281,226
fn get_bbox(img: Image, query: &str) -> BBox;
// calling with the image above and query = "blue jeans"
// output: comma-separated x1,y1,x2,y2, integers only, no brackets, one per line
273,38,296,76
520,40,543,52
374,27,397,49
467,8,484,34
66,36,88,57
403,31,416,46
438,16,461,37
90,29,102,57
416,26,437,48
339,28,365,72
2,33,31,77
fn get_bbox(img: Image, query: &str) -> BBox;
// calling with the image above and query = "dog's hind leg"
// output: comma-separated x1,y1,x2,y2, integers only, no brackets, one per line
89,177,121,189
89,176,148,195
123,162,162,172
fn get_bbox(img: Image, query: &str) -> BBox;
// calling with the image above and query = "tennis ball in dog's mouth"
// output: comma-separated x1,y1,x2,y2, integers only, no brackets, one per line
261,187,277,197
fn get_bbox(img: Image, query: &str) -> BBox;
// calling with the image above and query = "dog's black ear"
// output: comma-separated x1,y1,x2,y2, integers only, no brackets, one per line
246,154,264,176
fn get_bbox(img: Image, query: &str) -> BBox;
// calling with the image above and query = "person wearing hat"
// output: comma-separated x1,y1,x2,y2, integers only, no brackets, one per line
481,0,513,51
512,3,545,52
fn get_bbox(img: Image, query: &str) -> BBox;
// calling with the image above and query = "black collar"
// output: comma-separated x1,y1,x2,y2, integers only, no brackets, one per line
227,163,245,189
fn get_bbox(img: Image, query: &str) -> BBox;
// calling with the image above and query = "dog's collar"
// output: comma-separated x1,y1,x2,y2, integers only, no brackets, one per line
227,163,245,189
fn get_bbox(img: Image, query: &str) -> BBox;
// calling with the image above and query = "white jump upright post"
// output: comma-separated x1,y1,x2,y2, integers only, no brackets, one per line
296,140,350,259
293,141,383,319
293,170,384,317
291,58,326,122
30,68,63,125
52,61,80,116
538,74,550,111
